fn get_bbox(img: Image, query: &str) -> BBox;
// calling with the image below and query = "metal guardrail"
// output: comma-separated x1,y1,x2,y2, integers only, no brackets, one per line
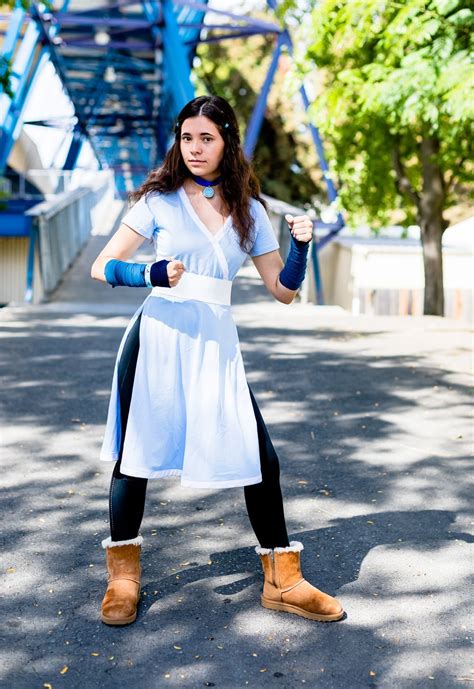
24,172,114,299
11,181,324,304
3,168,111,200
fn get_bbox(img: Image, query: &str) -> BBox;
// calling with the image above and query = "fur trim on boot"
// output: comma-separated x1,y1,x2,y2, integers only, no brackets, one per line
255,540,304,556
256,540,344,622
100,535,143,626
101,535,143,549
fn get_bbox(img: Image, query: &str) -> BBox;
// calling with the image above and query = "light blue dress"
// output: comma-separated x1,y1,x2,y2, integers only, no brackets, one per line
99,186,280,488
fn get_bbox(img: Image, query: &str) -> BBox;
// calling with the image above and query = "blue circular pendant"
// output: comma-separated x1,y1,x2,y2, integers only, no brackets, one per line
203,186,215,198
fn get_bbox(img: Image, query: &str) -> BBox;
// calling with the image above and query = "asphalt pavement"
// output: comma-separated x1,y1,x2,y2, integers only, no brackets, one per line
1,206,473,689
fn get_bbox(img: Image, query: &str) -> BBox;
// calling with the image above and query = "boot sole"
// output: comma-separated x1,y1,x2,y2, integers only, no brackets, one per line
261,595,344,622
101,611,137,626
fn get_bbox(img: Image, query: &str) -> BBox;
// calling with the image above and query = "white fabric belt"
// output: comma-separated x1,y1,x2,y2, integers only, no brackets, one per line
151,271,232,306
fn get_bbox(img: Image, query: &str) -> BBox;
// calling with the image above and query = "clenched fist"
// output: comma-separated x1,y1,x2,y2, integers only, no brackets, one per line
285,214,313,244
166,259,186,287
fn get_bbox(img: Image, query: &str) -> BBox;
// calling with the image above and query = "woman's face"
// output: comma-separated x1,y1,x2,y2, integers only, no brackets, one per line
179,115,225,180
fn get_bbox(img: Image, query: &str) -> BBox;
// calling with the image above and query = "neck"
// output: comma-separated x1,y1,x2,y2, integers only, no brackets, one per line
191,173,220,183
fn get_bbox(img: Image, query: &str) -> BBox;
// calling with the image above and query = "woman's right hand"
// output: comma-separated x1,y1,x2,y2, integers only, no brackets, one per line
166,260,186,287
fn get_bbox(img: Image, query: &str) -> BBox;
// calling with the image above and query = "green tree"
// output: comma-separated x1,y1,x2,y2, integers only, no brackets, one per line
283,0,473,316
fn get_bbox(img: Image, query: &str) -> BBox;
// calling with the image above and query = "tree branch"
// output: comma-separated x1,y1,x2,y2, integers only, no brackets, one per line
445,157,467,195
392,141,420,211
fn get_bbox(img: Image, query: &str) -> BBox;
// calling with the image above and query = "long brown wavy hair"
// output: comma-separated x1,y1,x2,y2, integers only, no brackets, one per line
129,95,268,254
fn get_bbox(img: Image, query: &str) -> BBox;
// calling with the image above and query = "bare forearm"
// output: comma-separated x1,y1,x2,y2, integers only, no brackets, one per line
274,275,297,305
90,223,148,282
91,255,115,282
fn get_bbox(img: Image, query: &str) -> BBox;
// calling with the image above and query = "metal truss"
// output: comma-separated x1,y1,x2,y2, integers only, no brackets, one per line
1,0,344,299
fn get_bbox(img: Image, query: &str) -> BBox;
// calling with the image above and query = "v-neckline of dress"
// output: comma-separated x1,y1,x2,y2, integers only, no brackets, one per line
178,186,232,242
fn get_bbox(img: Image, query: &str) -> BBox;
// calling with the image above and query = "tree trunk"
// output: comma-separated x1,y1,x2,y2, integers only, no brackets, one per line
418,136,447,316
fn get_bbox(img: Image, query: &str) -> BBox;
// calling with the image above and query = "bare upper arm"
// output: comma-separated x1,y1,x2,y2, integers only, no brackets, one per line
90,222,147,281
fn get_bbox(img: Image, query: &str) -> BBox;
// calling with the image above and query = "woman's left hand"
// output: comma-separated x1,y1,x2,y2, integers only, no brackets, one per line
285,214,313,243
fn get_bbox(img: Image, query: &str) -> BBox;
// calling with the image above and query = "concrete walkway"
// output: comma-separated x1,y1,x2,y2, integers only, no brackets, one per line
1,208,473,689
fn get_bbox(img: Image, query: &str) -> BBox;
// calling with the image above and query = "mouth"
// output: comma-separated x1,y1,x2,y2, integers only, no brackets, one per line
189,160,205,164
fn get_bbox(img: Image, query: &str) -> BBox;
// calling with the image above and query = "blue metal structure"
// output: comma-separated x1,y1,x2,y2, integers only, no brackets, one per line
1,0,345,302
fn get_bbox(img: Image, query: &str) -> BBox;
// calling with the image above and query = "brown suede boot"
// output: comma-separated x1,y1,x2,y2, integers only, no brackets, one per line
255,541,344,622
100,535,143,626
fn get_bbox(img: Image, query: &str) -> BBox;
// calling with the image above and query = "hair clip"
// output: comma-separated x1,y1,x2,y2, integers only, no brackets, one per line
223,122,229,129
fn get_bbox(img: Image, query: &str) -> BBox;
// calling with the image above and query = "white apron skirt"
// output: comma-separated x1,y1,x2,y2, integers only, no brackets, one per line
99,272,263,488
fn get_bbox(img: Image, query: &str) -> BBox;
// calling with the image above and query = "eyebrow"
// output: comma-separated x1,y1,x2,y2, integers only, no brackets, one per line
181,131,215,136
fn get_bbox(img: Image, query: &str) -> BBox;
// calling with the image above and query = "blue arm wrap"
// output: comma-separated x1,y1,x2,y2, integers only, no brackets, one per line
104,259,171,288
278,236,310,291
150,260,171,287
104,259,146,288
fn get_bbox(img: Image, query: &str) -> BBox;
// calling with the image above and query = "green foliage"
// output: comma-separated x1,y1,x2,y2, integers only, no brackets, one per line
2,0,52,10
0,56,13,98
1,0,52,95
291,0,473,227
0,176,10,210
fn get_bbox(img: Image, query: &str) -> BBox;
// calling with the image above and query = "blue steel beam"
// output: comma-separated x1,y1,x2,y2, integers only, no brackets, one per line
52,11,280,32
143,0,194,111
241,31,326,305
1,7,25,62
49,0,168,184
27,4,106,169
266,0,344,227
63,31,273,50
0,2,106,173
60,55,155,67
186,29,278,44
0,3,207,190
63,123,83,170
0,19,44,170
243,31,284,160
61,37,153,50
173,0,281,32
24,224,38,303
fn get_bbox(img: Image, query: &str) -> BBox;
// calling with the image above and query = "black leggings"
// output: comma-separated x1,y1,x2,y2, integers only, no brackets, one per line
109,312,290,549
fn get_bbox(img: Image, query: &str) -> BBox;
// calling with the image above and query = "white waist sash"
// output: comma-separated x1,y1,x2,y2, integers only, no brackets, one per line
151,271,232,306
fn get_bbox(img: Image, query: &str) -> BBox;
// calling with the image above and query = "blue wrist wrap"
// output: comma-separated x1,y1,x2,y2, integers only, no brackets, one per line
105,259,146,288
150,260,171,287
104,259,171,288
279,236,310,291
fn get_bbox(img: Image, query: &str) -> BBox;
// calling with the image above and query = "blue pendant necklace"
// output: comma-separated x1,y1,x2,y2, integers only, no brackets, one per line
191,173,222,199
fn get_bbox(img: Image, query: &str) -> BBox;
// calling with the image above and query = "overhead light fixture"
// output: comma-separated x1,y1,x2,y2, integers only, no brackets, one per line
104,66,116,83
94,30,111,46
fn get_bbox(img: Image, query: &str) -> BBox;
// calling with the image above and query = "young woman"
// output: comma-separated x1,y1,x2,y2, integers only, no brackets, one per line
91,95,344,626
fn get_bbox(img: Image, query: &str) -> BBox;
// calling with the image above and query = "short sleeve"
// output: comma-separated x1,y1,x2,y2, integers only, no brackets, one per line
249,199,280,257
121,194,157,240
